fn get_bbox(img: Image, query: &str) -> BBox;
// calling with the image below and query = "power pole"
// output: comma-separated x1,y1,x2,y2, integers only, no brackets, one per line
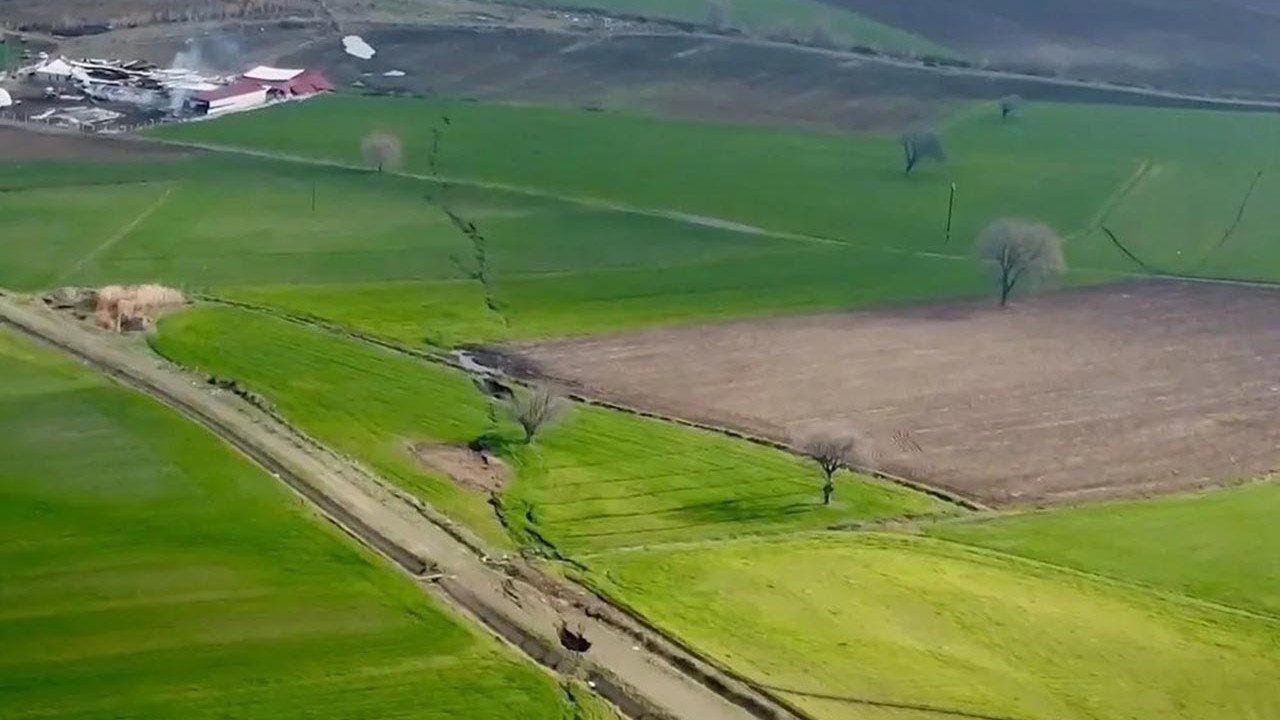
944,182,957,244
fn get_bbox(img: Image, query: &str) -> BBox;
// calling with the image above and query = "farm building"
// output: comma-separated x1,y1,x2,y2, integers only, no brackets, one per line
241,66,333,97
191,79,272,115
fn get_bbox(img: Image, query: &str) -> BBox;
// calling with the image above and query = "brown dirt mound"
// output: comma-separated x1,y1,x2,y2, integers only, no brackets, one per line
409,442,507,493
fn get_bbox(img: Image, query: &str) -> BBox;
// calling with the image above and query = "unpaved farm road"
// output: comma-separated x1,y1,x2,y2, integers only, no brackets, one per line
0,294,780,720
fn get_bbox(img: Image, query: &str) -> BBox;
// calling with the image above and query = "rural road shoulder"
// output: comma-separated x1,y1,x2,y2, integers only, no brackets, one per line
0,294,786,720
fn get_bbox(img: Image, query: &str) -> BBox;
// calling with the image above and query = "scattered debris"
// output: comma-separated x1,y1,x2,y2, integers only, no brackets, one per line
383,70,406,77
343,35,376,60
92,284,185,332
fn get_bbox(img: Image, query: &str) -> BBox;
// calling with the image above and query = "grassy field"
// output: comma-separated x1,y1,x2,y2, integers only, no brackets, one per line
0,326,606,720
511,0,946,56
0,97,1271,345
2,150,994,344
151,96,1280,283
592,533,1280,720
151,305,953,553
931,480,1280,618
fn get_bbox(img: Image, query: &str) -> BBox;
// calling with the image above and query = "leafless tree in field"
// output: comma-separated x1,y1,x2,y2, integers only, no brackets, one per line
506,385,569,443
976,219,1066,306
803,434,858,505
1000,94,1024,120
361,130,403,172
705,0,730,30
900,129,944,175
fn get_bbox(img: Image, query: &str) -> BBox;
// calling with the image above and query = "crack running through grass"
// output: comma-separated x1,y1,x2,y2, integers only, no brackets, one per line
426,115,509,329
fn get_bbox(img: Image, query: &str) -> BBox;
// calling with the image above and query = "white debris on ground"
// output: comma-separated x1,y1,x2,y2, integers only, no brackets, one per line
343,35,376,60
383,70,406,77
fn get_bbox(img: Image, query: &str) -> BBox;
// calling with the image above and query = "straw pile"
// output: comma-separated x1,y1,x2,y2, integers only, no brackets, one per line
92,284,185,332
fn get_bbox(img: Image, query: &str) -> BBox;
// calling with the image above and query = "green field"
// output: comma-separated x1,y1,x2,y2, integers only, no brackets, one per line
151,95,1280,286
931,480,1280,618
2,97,1274,345
151,305,952,553
510,0,946,55
0,326,605,720
147,303,1280,720
591,533,1280,720
7,92,1276,720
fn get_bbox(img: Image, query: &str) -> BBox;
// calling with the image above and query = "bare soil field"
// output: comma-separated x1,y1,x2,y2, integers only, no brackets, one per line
509,282,1280,505
0,124,187,161
285,27,1263,134
828,0,1280,98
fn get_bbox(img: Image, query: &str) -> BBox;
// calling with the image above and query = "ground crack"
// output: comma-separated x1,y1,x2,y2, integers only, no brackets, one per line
427,116,509,329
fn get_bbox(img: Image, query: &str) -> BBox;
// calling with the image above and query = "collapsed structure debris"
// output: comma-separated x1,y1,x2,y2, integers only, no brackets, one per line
43,285,186,332
9,55,332,128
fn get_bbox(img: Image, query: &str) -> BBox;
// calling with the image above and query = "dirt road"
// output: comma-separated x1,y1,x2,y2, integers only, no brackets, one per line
0,293,785,720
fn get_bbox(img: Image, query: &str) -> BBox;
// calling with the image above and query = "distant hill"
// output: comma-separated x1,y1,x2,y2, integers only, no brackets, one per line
824,0,1280,97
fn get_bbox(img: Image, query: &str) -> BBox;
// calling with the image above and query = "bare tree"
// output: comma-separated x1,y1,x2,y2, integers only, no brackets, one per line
976,219,1066,306
361,130,403,172
900,129,944,175
705,0,730,31
803,434,857,505
506,385,569,443
1000,94,1024,120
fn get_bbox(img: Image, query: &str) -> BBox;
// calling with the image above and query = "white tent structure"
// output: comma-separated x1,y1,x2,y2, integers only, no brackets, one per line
0,89,13,108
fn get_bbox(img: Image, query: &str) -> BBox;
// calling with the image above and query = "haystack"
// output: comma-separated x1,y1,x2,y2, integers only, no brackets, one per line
93,284,185,332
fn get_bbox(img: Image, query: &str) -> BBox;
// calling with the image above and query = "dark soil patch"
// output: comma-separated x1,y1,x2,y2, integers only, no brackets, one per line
0,125,189,161
409,441,508,493
825,0,1280,98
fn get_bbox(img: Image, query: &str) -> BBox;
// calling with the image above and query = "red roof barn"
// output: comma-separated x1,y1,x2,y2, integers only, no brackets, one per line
241,66,334,96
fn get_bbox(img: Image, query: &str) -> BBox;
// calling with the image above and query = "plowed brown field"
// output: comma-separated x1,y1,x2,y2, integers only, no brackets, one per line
511,282,1280,505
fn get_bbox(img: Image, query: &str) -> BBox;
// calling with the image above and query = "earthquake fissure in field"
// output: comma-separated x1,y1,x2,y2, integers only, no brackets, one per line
6,6,1280,720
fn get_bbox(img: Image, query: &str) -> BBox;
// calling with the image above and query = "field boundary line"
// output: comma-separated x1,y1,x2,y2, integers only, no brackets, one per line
127,134,843,248
570,541,1038,720
198,294,988,513
0,292,798,720
55,183,175,285
912,533,1280,626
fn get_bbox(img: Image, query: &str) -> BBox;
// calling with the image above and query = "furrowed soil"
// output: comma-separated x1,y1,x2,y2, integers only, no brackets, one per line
512,281,1280,505
282,27,1275,134
825,0,1280,98
0,124,189,161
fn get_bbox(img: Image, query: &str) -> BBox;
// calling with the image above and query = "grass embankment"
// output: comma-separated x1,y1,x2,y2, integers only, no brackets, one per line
0,327,604,720
593,533,1280,720
152,306,952,553
931,479,1280,617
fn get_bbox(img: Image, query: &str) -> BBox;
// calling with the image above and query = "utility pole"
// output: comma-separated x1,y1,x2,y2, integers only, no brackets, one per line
944,182,957,244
